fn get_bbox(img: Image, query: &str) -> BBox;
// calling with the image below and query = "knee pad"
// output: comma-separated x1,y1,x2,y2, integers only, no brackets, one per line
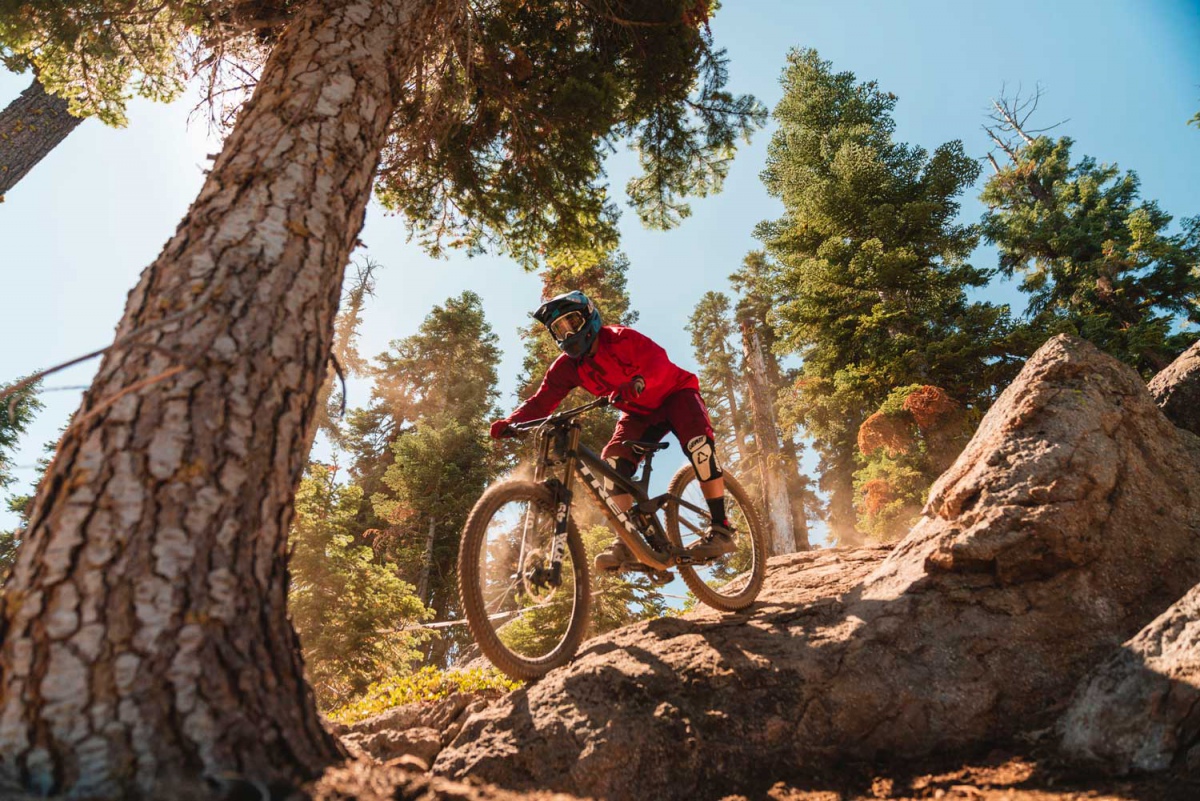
605,456,638,493
686,435,722,482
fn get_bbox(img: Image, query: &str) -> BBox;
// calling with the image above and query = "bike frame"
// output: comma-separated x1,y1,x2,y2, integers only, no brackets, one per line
518,398,712,579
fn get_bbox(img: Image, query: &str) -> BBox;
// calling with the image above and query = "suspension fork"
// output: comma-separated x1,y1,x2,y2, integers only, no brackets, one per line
544,423,582,585
520,422,580,590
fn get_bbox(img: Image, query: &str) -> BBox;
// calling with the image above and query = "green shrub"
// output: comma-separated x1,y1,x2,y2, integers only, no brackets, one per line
328,665,520,724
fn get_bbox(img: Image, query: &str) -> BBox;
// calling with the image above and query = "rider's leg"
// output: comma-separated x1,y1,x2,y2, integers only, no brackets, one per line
606,456,638,515
595,416,649,571
665,390,736,557
685,434,729,527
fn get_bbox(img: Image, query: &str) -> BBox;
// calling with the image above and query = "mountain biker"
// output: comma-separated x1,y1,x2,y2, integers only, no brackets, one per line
489,290,736,572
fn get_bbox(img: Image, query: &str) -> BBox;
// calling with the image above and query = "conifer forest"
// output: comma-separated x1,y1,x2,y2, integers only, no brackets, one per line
0,2,1197,799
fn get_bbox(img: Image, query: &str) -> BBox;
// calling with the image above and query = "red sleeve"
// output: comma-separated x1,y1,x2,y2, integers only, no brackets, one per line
506,355,580,423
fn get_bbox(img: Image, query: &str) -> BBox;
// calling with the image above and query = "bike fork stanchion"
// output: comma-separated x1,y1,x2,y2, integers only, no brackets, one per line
545,422,583,586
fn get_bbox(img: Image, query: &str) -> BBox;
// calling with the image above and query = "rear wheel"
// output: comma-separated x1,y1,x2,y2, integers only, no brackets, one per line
664,467,767,611
458,480,590,681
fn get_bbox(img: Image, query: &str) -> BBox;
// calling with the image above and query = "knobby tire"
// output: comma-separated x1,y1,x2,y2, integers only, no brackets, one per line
458,480,590,681
664,467,767,611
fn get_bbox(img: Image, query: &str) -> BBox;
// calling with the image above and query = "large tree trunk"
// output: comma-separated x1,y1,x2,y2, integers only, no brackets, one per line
0,77,82,201
739,318,796,554
0,0,443,796
417,518,436,604
780,437,810,549
824,450,861,546
716,363,751,467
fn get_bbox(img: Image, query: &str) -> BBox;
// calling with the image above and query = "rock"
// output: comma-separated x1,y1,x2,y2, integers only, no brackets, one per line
1059,583,1200,773
353,726,442,765
339,691,499,767
435,336,1200,800
1148,339,1200,436
301,758,588,801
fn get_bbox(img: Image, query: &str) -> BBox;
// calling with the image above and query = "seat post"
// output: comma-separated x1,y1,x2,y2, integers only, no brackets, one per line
640,453,653,488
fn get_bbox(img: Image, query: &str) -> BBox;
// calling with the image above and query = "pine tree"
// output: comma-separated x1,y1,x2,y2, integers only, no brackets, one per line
0,379,41,577
313,256,382,444
0,378,40,493
345,293,502,666
980,92,1200,374
0,2,763,791
288,464,430,709
724,253,811,553
347,291,502,495
0,77,82,201
756,49,1015,545
686,291,750,468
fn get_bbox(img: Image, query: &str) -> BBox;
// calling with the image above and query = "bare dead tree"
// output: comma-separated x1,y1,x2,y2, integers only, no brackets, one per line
980,84,1070,207
981,83,1068,175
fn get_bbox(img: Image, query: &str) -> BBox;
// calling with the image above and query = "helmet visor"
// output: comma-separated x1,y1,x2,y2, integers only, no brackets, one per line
549,310,587,342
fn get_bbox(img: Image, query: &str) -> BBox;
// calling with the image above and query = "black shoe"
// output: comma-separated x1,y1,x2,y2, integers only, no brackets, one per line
594,539,635,572
688,527,737,561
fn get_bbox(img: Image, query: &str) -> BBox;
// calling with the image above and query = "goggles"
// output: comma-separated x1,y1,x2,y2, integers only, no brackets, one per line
549,310,587,341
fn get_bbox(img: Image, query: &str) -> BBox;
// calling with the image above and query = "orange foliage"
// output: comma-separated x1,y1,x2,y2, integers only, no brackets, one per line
902,385,958,431
858,411,915,456
859,479,895,517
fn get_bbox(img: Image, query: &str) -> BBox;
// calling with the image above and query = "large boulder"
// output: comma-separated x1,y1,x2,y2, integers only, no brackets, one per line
435,336,1200,800
1059,584,1200,773
1148,339,1200,436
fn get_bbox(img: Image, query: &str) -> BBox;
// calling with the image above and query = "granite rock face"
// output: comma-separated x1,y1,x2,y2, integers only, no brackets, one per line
434,336,1200,800
1059,583,1200,774
1148,339,1200,436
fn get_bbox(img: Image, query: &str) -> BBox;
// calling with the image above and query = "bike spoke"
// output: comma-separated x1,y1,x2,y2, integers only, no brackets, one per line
475,493,580,662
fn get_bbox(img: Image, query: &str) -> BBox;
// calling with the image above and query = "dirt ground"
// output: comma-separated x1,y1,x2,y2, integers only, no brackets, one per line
747,751,1199,801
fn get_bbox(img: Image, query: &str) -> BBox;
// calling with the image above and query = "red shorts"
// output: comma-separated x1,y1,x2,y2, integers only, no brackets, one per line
601,389,715,464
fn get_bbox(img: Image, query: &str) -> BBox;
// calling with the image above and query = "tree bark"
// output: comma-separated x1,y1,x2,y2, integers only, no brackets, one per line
418,518,435,604
0,0,444,796
739,319,796,555
780,438,810,550
824,454,862,547
0,78,82,201
722,379,750,467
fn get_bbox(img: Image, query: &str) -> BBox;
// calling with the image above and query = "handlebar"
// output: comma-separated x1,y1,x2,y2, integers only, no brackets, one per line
509,396,611,433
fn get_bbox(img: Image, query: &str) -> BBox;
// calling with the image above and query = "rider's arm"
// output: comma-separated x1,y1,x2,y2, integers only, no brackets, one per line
505,356,581,424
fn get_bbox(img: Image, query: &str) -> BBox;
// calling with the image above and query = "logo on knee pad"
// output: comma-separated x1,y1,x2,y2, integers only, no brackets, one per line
686,435,720,482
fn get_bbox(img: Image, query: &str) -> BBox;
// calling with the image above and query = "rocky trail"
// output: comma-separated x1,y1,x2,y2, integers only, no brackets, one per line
320,335,1200,801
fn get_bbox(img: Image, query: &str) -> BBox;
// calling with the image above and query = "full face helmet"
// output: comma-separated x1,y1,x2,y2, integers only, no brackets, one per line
533,290,601,359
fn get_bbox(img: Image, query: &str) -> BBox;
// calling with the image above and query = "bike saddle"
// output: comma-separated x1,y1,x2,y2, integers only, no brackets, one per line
623,439,670,455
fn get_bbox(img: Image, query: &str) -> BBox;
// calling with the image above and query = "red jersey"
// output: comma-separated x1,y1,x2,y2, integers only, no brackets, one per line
508,326,700,422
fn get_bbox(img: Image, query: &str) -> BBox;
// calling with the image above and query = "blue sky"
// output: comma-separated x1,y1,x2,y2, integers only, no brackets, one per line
1,0,1198,531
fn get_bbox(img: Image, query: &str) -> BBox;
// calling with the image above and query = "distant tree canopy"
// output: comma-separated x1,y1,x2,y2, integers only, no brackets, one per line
0,378,40,493
0,0,293,124
0,379,41,576
686,290,747,465
756,48,1017,544
981,94,1200,375
288,463,430,709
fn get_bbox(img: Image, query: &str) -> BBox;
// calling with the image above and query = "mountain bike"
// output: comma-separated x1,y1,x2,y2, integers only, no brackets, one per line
458,396,767,681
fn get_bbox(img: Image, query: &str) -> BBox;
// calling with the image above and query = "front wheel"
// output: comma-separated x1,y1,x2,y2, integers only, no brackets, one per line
458,480,590,681
665,467,767,612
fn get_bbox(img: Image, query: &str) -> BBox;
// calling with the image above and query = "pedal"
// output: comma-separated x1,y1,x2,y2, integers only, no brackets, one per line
648,569,673,586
